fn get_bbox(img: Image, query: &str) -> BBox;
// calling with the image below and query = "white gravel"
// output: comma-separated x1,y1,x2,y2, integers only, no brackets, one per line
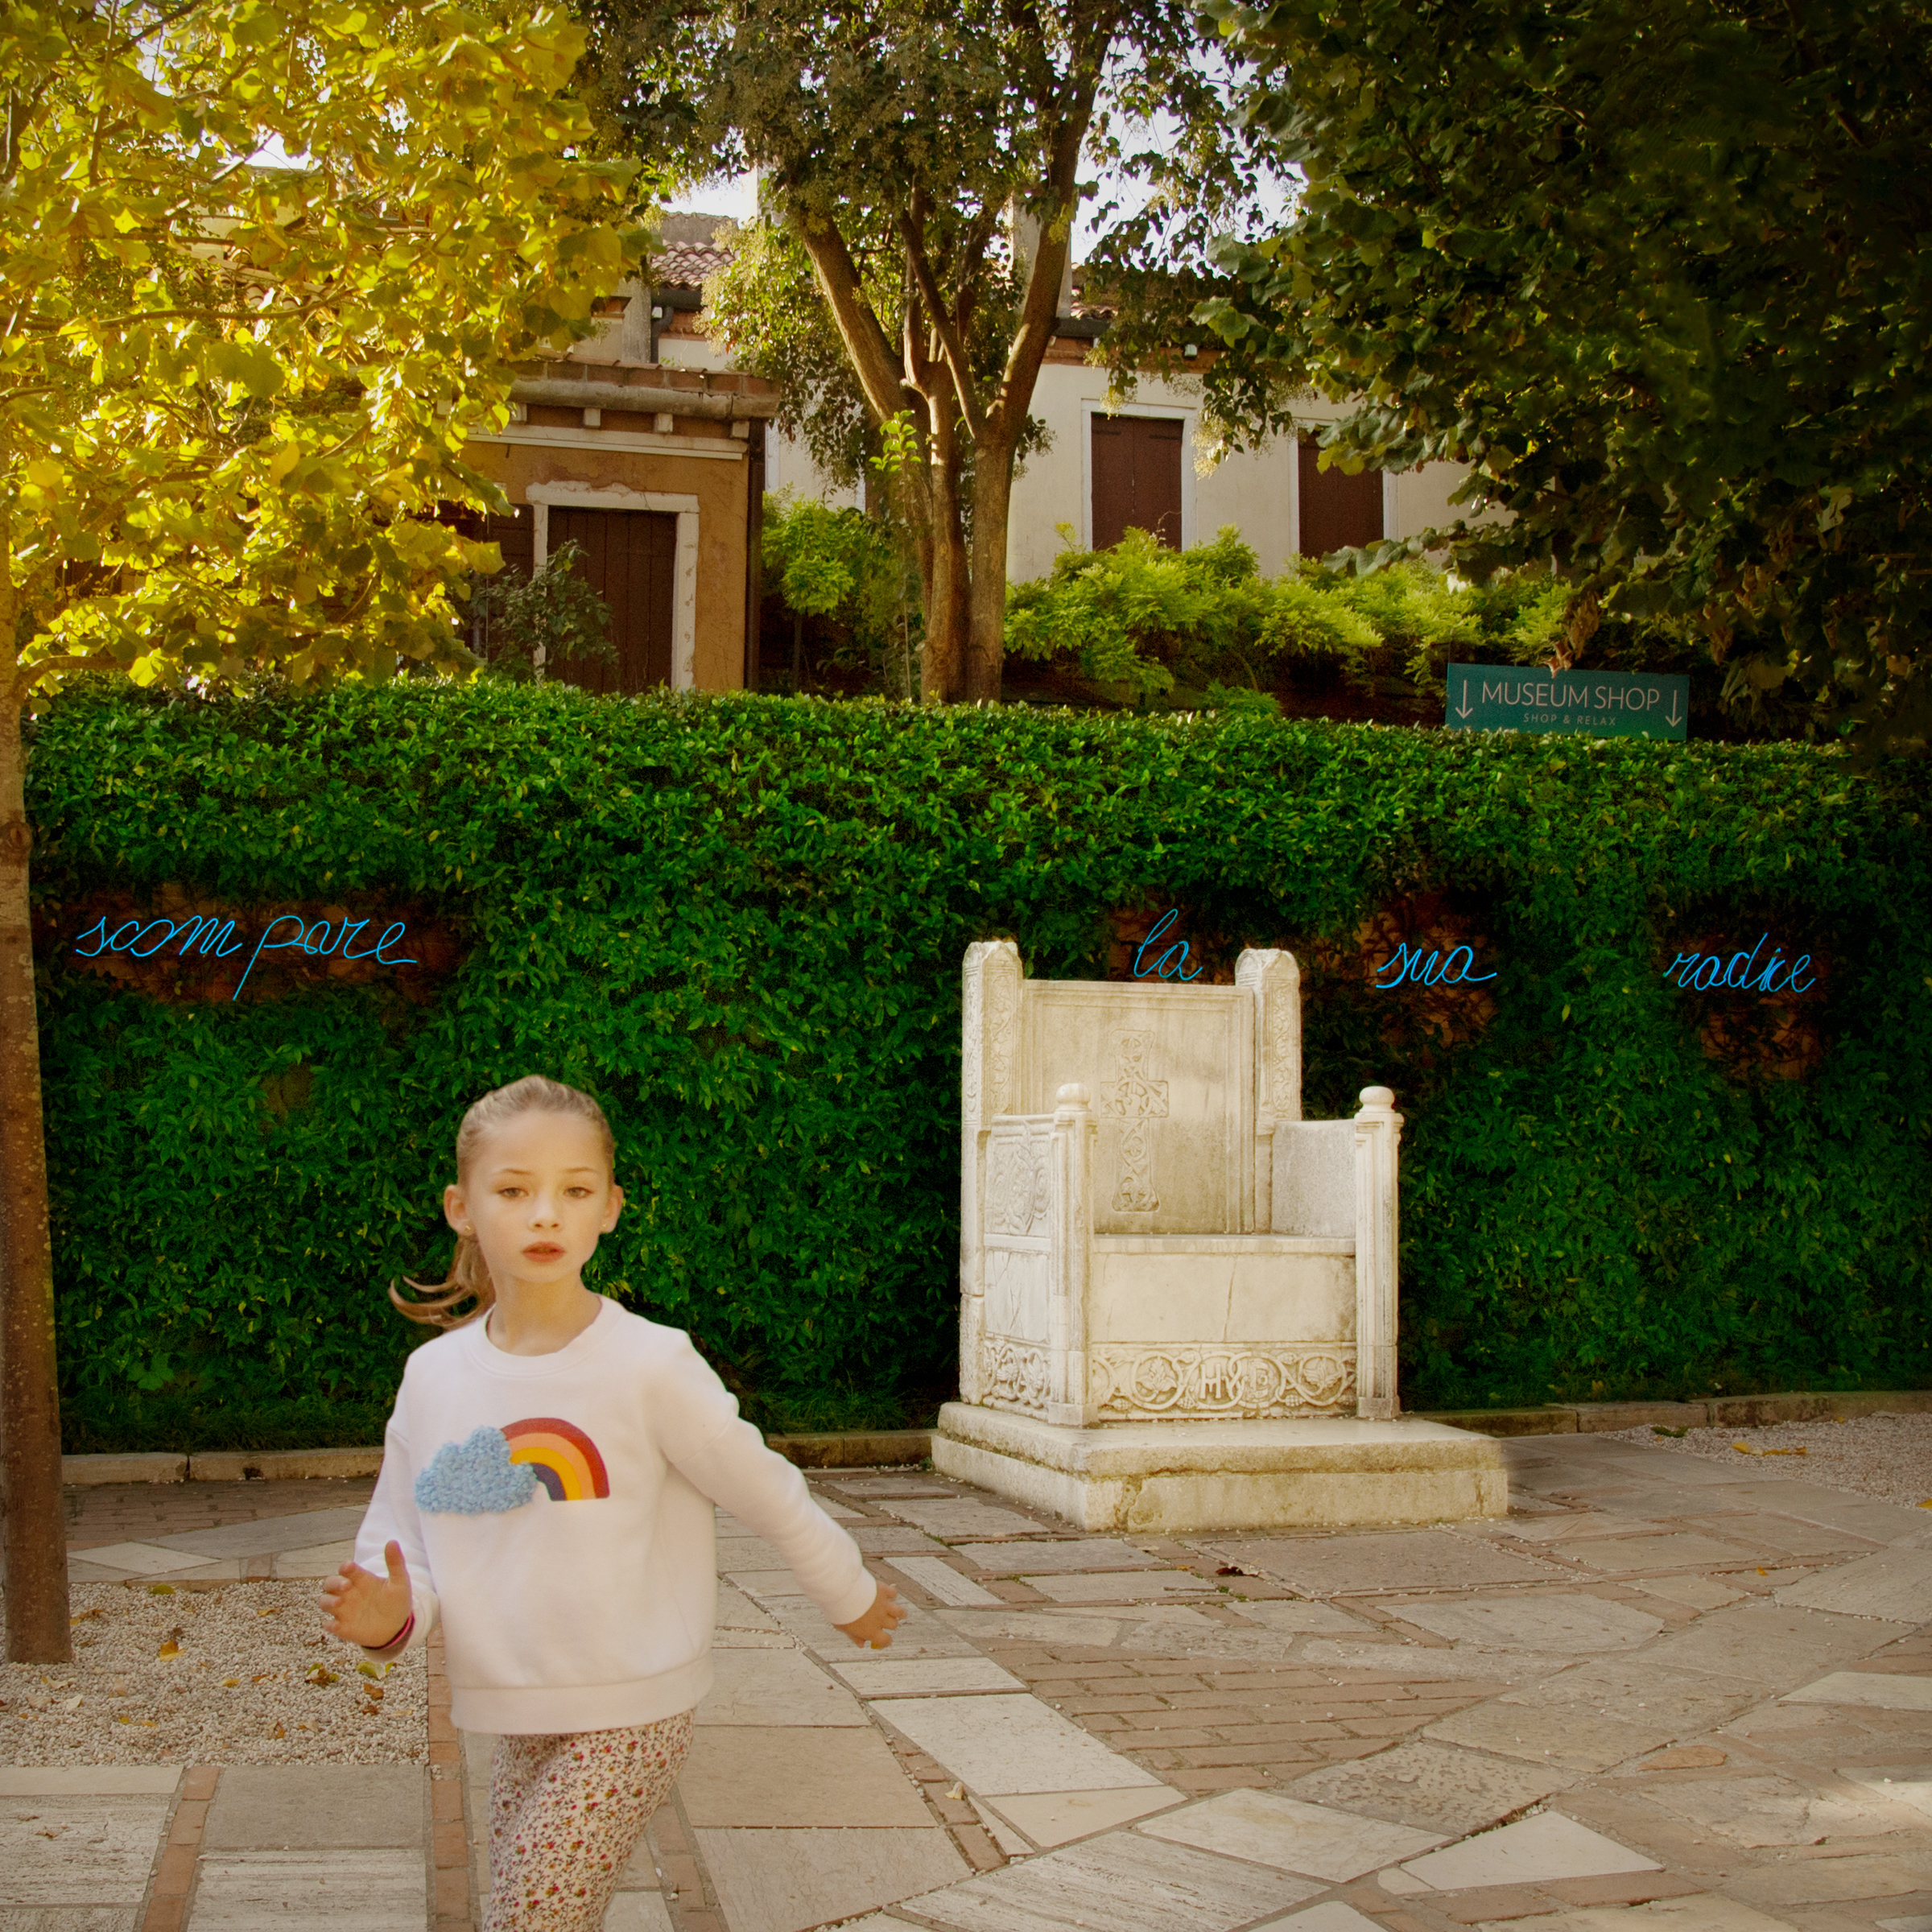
0,1580,424,1766
1599,1410,1932,1511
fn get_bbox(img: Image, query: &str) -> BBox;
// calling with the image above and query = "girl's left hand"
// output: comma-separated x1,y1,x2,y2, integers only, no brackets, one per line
835,1581,906,1650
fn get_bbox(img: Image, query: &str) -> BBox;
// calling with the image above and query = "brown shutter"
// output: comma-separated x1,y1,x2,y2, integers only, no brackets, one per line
547,506,679,693
1298,441,1385,557
1091,415,1185,552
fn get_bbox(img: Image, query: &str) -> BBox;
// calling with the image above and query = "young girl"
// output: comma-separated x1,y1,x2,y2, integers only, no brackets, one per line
320,1075,903,1931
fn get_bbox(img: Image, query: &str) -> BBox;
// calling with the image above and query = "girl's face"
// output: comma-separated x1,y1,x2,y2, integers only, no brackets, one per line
444,1111,623,1294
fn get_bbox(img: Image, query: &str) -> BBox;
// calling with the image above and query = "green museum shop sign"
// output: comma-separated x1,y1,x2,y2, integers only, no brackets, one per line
1445,663,1689,740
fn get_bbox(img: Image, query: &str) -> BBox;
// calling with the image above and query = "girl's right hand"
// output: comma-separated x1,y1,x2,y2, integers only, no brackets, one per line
319,1540,414,1649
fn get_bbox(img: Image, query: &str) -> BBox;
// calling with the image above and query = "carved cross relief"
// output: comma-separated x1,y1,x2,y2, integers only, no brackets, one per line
1102,1028,1168,1212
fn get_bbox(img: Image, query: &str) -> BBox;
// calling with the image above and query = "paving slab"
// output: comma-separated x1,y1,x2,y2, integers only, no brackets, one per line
58,1542,214,1579
1286,1740,1563,1836
185,1847,423,1929
853,1525,955,1554
873,1499,1054,1540
1637,1600,1910,1682
1781,1671,1932,1711
1427,1658,1762,1770
827,1479,960,1497
1425,1699,1670,1772
1301,1638,1564,1681
1843,1766,1932,1819
1628,1576,1745,1611
716,1535,789,1571
1397,1811,1661,1889
1551,1534,1761,1574
953,1538,1159,1574
761,1593,981,1660
266,1539,356,1579
0,1794,172,1909
1020,1569,1219,1604
602,1893,675,1932
1219,1600,1372,1634
694,1826,968,1932
679,1726,932,1828
1212,1530,1567,1596
1488,1513,1671,1545
1477,1900,1800,1930
884,1557,1005,1607
1137,1789,1444,1882
936,1608,1125,1645
905,1831,1323,1932
715,1581,781,1630
147,1505,372,1560
872,1691,1166,1797
1776,1550,1932,1622
1632,1770,1885,1847
828,1656,1025,1698
1389,1596,1662,1654
985,1787,1183,1848
202,1765,423,1849
1258,1907,1385,1932
696,1646,870,1725
1676,1513,1880,1558
1725,1852,1932,1908
0,1769,182,1796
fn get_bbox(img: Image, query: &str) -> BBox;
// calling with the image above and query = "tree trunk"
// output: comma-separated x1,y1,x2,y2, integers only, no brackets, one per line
964,436,1017,703
919,406,971,702
0,687,70,1663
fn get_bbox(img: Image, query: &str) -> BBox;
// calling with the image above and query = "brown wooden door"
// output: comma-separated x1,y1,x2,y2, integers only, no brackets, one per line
1298,441,1384,557
548,506,679,693
1091,415,1184,552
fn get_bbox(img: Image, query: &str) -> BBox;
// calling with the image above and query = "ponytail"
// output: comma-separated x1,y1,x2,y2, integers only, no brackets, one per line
390,1074,616,1331
390,1231,497,1330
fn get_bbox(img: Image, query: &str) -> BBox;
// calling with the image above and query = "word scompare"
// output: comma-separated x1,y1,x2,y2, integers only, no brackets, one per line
1373,941,1496,991
1662,935,1814,995
71,911,417,1000
1131,908,1205,982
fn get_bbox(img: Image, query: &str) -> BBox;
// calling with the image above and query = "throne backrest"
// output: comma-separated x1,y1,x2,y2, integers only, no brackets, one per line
962,942,1304,1238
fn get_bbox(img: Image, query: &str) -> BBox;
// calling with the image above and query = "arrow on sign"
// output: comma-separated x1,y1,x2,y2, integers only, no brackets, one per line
1455,679,1474,720
1667,691,1683,727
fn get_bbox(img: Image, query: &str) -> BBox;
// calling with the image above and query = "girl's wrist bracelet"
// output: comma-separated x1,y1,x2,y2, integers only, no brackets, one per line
368,1611,414,1653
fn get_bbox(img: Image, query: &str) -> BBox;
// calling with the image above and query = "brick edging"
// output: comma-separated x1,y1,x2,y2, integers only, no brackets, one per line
427,1625,472,1931
138,1763,218,1932
64,1386,1932,1486
1414,1386,1932,1438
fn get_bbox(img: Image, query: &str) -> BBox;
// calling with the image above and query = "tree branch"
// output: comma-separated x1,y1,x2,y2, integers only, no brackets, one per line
898,192,985,441
785,206,920,428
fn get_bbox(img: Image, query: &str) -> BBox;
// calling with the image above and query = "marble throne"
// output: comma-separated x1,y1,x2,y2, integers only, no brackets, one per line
932,941,1503,1532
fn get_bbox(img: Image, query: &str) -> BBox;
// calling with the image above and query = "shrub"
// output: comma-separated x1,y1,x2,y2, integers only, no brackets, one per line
24,682,1931,1445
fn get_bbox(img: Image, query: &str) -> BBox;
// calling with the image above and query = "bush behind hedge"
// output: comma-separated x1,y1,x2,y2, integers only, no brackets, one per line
24,682,1932,1442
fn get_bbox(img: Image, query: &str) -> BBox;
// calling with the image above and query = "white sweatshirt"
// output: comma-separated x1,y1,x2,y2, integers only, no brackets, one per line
352,1296,876,1733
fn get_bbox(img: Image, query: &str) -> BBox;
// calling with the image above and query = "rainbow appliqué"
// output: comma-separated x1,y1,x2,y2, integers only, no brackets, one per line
502,1416,609,1502
413,1418,611,1515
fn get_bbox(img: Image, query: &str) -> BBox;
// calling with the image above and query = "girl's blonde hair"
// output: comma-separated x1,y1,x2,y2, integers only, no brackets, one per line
390,1075,617,1330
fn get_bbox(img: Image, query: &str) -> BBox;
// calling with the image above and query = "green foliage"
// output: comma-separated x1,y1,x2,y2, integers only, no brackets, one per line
582,0,1277,698
26,683,1932,1436
761,493,922,699
1006,530,1609,710
1191,0,1932,753
466,543,618,686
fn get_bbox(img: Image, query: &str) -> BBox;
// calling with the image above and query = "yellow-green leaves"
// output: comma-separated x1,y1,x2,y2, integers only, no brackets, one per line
2,0,647,703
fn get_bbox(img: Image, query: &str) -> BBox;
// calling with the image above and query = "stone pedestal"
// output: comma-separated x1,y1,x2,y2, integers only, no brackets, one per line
943,940,1503,1531
934,1404,1504,1534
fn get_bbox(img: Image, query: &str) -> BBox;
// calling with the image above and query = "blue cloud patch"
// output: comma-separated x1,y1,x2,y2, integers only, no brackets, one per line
415,1427,539,1515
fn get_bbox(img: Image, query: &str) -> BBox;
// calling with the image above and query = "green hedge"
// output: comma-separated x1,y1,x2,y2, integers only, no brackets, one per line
24,682,1932,1447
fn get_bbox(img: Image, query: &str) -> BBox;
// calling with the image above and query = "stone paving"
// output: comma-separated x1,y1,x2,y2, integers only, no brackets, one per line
6,1430,1931,1931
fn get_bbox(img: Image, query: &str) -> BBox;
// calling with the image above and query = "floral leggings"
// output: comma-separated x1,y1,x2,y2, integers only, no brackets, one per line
484,1710,695,1931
